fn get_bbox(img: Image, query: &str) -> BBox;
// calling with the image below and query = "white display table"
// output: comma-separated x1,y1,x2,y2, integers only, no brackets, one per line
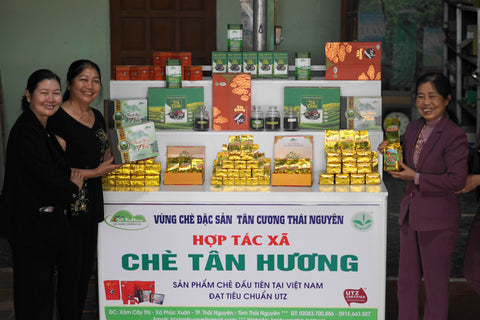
97,79,388,320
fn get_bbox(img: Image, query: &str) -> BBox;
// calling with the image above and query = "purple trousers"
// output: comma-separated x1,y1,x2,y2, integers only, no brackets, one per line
464,215,480,296
397,224,457,320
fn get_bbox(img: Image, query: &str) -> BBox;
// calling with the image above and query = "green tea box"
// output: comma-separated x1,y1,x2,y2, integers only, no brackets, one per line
340,96,382,130
148,87,204,129
227,52,243,73
284,87,341,130
242,52,258,78
212,51,227,73
258,52,273,78
109,121,159,164
106,99,148,129
273,51,288,78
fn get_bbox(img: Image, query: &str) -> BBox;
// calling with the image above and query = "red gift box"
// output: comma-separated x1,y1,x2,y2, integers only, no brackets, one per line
325,42,381,80
212,73,251,131
104,280,120,300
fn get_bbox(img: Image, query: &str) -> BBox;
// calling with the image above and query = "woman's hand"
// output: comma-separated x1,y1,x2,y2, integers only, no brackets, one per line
71,168,84,189
377,140,388,155
457,174,480,193
96,157,123,177
389,162,415,181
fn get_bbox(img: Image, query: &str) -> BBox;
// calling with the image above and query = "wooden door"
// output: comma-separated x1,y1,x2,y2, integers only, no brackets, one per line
110,0,216,66
341,0,359,41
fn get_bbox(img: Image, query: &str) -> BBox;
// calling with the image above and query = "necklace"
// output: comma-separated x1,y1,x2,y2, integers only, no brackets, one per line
414,124,427,155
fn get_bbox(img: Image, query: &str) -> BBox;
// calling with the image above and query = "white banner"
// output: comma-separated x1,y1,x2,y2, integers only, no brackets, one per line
98,202,384,319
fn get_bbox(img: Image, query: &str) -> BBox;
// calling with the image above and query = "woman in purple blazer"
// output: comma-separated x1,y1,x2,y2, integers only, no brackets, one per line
379,73,469,320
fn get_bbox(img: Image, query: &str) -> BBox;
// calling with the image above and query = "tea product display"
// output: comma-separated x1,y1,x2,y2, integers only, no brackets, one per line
164,146,205,185
272,136,313,186
102,158,161,191
284,87,341,130
148,87,204,129
325,42,381,80
243,52,258,78
340,96,382,130
109,121,160,164
383,118,403,172
320,130,380,185
106,99,148,129
227,24,243,52
212,73,251,130
273,51,288,78
210,135,271,186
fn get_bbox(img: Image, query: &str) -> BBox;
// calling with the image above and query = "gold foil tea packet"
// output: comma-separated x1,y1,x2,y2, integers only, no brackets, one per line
384,143,403,171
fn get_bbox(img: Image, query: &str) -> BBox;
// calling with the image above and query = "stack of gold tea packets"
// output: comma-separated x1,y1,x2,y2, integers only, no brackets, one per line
320,130,380,185
102,158,161,191
210,135,271,186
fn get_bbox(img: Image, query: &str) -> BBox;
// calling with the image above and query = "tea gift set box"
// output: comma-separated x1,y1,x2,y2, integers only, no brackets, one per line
325,42,381,81
109,121,160,164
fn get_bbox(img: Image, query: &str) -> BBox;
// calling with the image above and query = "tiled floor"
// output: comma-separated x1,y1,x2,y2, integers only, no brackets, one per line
0,174,479,319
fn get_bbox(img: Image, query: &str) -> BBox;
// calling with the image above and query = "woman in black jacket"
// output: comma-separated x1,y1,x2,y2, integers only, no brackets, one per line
1,69,83,319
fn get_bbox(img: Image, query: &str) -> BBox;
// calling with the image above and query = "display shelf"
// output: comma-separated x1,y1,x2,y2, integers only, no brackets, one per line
104,130,384,195
109,78,384,190
444,0,480,135
110,78,381,115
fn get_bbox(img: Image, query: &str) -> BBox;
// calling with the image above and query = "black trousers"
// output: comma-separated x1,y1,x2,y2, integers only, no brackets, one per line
12,243,78,320
66,222,99,319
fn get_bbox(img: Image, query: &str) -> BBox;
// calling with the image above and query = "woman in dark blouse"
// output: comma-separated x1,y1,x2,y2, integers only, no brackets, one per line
2,69,83,319
48,60,120,319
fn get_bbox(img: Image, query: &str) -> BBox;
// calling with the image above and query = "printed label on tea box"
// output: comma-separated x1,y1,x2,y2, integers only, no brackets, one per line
165,96,187,123
301,96,323,124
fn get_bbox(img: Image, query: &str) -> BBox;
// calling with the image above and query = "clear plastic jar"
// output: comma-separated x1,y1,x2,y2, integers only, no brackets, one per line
283,106,299,131
193,106,209,131
250,105,264,131
265,105,280,131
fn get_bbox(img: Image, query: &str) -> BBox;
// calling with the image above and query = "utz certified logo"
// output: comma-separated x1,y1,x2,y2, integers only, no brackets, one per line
352,211,373,231
344,288,368,307
105,210,148,230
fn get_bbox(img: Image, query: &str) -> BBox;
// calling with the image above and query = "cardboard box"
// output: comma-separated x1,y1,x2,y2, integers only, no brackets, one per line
258,52,273,78
106,99,148,129
109,122,159,164
227,52,243,73
148,65,155,80
325,42,381,80
272,173,312,186
340,96,382,130
135,66,149,80
129,66,138,80
153,66,166,80
212,73,251,131
242,52,258,78
152,52,173,66
184,66,203,80
112,66,130,80
173,52,192,66
148,87,204,129
212,51,227,73
284,87,341,130
273,51,288,78
163,146,205,185
272,135,313,186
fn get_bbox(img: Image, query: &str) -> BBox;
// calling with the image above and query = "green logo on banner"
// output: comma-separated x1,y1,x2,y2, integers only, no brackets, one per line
106,210,148,230
352,212,373,231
